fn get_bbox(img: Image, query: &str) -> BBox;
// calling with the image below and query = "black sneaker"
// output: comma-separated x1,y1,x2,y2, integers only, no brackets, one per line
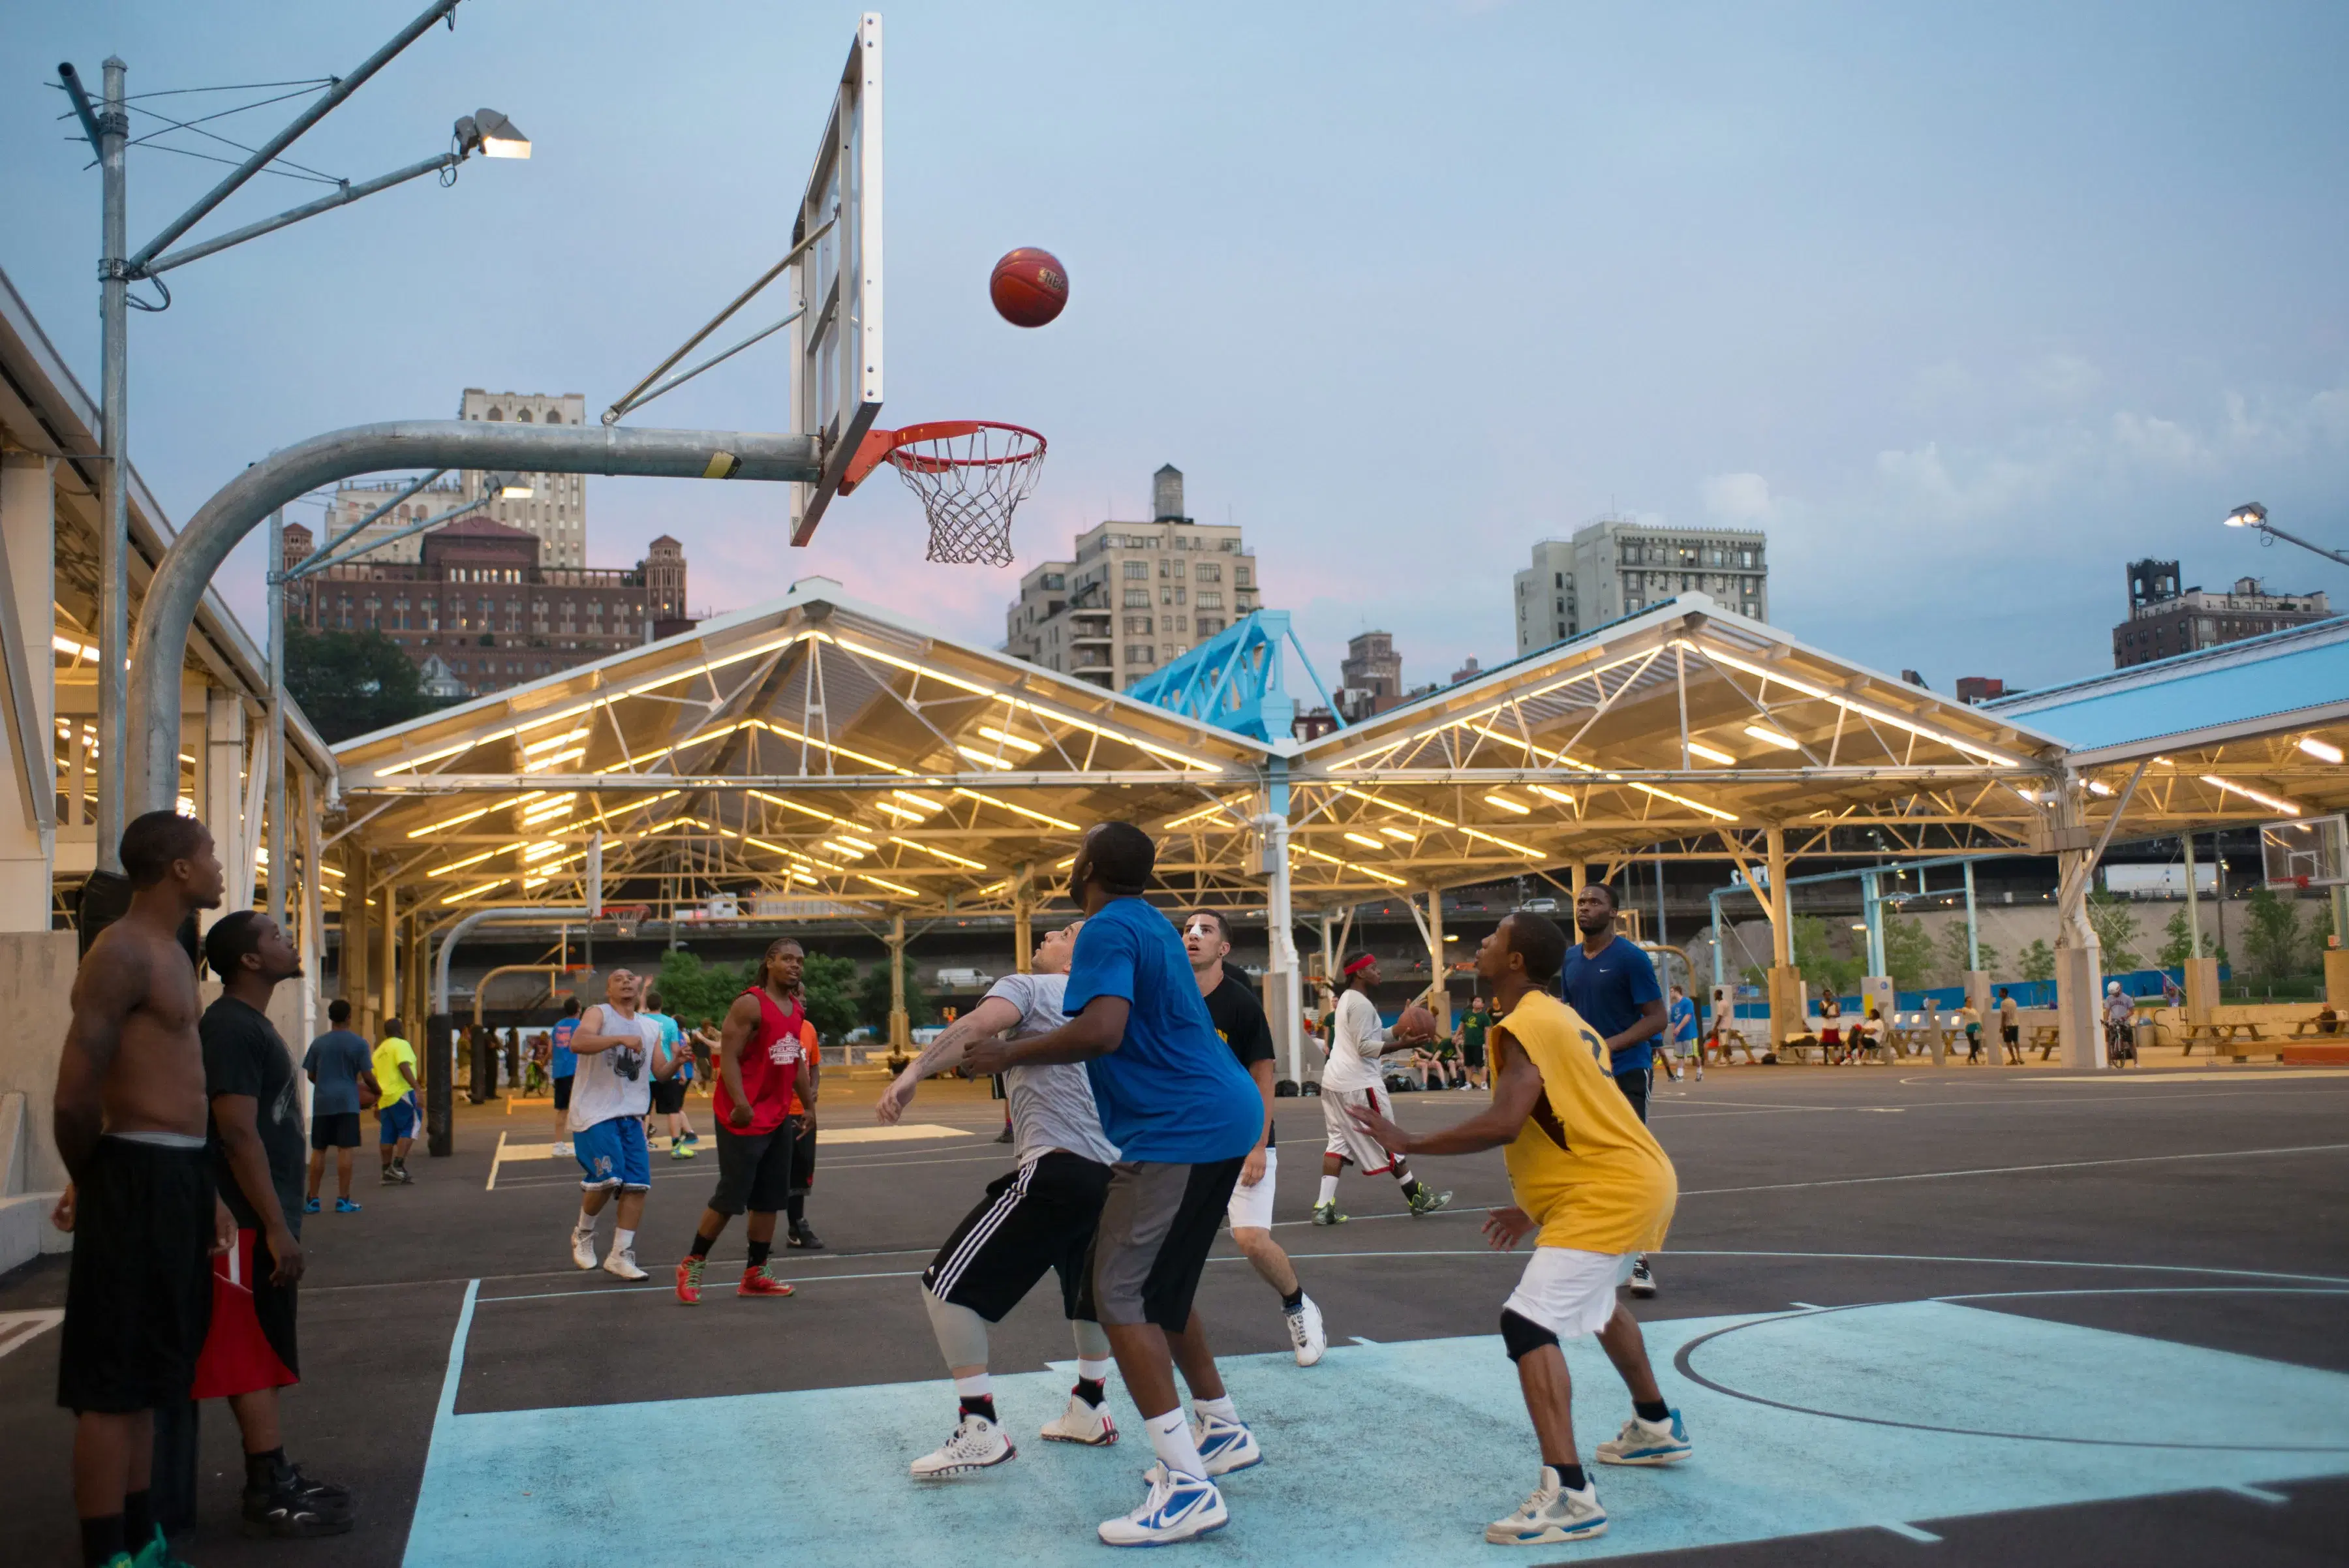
394,1164,415,1185
993,1126,1013,1144
242,1463,355,1537
787,1221,825,1251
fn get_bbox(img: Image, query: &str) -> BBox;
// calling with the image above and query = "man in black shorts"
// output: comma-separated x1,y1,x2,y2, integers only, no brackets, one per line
1460,996,1491,1090
966,823,1266,1547
301,999,377,1214
198,912,353,1537
52,810,228,1568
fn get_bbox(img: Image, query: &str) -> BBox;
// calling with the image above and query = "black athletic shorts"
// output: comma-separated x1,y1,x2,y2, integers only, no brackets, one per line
553,1074,573,1112
1613,1069,1650,1124
309,1111,361,1150
651,1078,686,1116
925,1152,1113,1323
708,1122,795,1216
787,1114,817,1198
1081,1156,1245,1332
1462,1038,1486,1068
57,1136,216,1415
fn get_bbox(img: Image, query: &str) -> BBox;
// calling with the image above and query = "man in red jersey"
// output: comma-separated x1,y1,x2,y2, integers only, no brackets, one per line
675,939,820,1302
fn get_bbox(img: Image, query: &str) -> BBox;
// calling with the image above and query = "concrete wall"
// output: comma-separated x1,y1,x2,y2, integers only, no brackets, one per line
0,929,80,1193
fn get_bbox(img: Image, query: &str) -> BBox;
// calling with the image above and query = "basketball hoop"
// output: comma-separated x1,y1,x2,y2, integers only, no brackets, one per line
840,420,1047,566
605,902,650,940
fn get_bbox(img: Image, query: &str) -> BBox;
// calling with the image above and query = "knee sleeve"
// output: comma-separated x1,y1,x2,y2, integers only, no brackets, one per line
1499,1307,1560,1363
1070,1317,1112,1361
923,1285,994,1368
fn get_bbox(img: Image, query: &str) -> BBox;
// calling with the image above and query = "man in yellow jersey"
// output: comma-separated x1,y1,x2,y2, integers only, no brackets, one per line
1349,911,1689,1548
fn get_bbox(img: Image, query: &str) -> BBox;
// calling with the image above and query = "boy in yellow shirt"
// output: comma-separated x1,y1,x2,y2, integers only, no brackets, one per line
1349,910,1690,1547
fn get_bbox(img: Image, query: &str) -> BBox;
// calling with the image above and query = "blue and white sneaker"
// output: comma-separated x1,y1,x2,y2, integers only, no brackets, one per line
1099,1466,1228,1546
1191,1414,1262,1477
1595,1409,1691,1466
1486,1468,1606,1546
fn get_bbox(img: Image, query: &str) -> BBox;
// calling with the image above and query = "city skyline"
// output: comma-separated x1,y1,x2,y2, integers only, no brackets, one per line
6,2,2346,702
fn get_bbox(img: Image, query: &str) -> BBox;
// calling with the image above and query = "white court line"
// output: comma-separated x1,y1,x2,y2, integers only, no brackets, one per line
485,1129,507,1192
0,1310,64,1361
1678,1140,2349,1198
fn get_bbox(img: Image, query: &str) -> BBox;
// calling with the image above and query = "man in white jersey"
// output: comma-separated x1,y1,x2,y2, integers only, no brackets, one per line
1314,951,1450,1225
878,921,1126,1475
566,969,684,1280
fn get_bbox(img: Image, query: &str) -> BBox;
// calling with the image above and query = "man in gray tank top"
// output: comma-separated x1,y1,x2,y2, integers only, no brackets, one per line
876,920,1125,1476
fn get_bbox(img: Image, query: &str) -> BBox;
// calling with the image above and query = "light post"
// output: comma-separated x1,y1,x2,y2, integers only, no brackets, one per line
55,0,525,873
2222,502,2349,570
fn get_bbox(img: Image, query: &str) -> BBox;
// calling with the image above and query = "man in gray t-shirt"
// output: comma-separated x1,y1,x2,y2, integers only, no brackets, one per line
877,921,1126,1474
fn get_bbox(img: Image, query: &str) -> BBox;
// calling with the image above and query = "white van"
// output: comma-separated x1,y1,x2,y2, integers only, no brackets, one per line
932,966,996,991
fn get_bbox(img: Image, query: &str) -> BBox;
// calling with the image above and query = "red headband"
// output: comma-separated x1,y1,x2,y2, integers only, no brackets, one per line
1343,954,1376,976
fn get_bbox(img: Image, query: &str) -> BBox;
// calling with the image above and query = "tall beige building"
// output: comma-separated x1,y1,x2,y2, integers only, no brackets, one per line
317,388,590,569
1004,465,1261,691
1514,515,1768,655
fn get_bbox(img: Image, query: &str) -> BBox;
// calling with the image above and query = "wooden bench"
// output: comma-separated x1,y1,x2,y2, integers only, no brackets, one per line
2285,1014,2343,1039
2029,1024,2063,1060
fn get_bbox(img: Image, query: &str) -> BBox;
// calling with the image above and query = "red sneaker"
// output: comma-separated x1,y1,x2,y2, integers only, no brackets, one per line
737,1263,795,1297
676,1255,705,1304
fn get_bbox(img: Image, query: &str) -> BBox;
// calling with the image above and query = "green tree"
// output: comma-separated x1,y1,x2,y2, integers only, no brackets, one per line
2156,907,2198,969
2018,938,2056,983
856,955,934,1034
800,952,860,1042
652,949,750,1030
1882,914,1935,992
2084,889,2143,971
1789,914,1862,997
2242,887,2305,981
283,621,446,743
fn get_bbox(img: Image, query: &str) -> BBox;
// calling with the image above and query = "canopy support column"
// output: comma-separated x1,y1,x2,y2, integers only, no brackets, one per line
1766,825,1802,1052
888,912,909,1051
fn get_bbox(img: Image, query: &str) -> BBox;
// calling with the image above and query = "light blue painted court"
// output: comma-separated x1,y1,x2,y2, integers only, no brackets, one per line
404,1291,2349,1565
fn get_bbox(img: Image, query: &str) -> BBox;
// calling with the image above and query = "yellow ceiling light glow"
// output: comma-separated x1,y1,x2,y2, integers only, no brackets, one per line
2297,735,2345,764
1685,739,1738,765
1377,825,1415,840
1454,722,1737,823
954,746,1013,770
858,872,920,897
2200,775,2300,816
521,728,589,754
892,837,987,870
1343,831,1385,850
977,725,1043,755
1482,792,1533,816
891,790,945,813
428,848,499,877
954,789,1081,831
1689,641,2029,767
1742,724,1800,750
871,799,929,821
1528,784,1576,806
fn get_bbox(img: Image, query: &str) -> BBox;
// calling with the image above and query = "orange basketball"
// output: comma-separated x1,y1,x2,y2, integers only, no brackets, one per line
1398,1003,1438,1041
990,247,1068,328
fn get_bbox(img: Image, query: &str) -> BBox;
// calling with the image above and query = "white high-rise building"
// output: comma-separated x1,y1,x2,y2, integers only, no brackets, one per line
1004,465,1261,691
1514,516,1769,656
317,389,590,569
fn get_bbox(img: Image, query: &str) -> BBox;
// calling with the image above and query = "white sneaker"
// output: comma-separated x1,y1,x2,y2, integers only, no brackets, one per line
1040,1393,1119,1445
570,1227,598,1270
910,1413,1016,1477
1285,1295,1327,1367
601,1246,648,1282
1595,1410,1692,1466
1191,1413,1261,1476
551,1141,573,1158
1485,1468,1607,1545
1098,1466,1227,1546
1629,1257,1657,1297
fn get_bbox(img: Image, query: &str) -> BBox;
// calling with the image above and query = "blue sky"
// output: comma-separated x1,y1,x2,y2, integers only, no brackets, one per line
8,1,2347,696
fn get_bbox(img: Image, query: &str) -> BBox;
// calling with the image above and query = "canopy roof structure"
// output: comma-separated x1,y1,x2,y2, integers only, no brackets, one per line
1991,617,2349,831
330,585,2080,923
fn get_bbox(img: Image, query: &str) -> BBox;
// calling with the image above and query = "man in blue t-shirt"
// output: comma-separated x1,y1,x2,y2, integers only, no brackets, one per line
1559,880,1667,1297
301,998,379,1214
549,996,580,1156
966,822,1262,1548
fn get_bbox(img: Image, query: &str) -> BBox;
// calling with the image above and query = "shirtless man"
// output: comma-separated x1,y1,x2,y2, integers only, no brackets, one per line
52,810,230,1568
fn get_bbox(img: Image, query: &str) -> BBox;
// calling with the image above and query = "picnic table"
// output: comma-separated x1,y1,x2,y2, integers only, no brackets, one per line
2286,1013,2343,1039
2027,1024,2063,1060
2180,1019,2267,1055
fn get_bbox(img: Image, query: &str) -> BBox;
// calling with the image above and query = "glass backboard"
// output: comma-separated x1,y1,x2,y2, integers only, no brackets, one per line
789,13,885,546
2261,813,2348,889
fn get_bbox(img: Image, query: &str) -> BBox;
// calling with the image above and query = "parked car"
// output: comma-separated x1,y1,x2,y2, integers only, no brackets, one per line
932,966,996,991
1518,897,1559,914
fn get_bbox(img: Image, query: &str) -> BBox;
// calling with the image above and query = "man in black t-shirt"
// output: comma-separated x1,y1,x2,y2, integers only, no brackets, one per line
198,912,353,1539
1182,911,1327,1367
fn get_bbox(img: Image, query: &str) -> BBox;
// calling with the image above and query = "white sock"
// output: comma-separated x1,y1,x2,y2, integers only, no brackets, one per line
954,1372,994,1403
573,1210,596,1235
613,1227,636,1254
1192,1393,1238,1426
1144,1408,1208,1481
1075,1356,1114,1383
1317,1175,1339,1206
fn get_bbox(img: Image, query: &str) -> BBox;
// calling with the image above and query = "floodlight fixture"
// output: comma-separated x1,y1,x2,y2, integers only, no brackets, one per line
2222,502,2266,529
455,108,530,161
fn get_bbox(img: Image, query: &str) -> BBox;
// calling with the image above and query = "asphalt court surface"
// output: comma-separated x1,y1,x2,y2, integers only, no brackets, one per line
3,1064,2346,1565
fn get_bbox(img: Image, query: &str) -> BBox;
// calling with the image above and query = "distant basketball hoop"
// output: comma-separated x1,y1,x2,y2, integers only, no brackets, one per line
605,903,651,939
2260,814,2348,892
838,420,1047,566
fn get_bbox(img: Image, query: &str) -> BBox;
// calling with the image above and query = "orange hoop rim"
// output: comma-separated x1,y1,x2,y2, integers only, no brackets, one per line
838,420,1047,493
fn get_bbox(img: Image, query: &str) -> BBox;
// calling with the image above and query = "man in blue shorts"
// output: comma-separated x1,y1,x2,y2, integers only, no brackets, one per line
372,1021,419,1186
966,822,1265,1548
301,999,376,1214
1559,882,1666,1297
549,996,579,1158
566,970,685,1281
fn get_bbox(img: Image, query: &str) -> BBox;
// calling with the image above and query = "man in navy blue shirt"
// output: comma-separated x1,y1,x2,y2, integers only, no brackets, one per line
968,821,1263,1548
1559,880,1667,1297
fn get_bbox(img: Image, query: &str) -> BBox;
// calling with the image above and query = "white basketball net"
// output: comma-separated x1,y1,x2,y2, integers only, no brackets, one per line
886,422,1048,566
